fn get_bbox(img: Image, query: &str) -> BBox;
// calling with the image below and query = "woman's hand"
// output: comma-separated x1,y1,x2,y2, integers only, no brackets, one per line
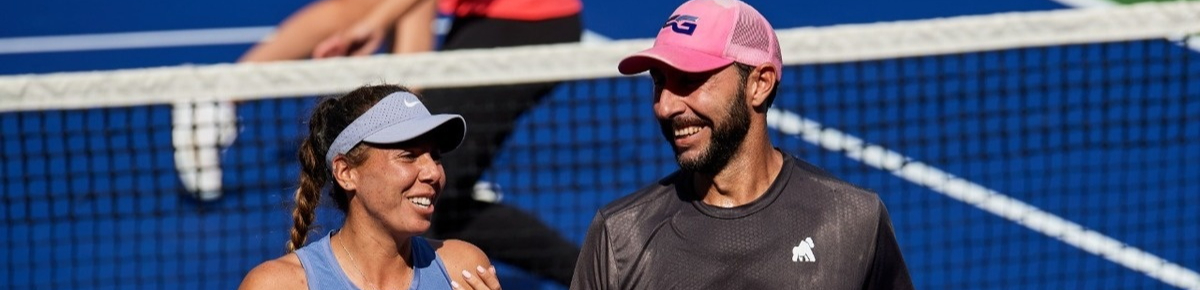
452,265,502,290
312,24,385,58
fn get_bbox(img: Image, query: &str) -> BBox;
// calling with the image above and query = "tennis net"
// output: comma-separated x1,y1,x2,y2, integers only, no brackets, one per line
2,2,1199,289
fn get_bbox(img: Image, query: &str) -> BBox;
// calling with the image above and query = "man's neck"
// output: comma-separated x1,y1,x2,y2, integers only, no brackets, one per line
693,144,784,208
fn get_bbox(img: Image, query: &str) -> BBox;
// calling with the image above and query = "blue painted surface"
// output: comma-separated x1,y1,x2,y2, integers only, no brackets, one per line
3,0,1199,289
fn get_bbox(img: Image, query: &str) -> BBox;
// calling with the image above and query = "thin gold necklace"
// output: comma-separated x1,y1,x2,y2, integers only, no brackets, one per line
339,234,381,290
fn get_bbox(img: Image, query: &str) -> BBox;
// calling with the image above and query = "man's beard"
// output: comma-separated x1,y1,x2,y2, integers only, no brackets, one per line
660,89,751,174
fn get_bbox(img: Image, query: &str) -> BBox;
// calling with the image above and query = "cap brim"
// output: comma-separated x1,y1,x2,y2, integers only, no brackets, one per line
361,114,466,153
618,45,734,75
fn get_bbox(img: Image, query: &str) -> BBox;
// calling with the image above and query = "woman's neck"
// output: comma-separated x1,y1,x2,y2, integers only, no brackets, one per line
335,215,417,290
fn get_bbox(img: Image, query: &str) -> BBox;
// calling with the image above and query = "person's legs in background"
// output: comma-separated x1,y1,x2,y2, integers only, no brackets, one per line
421,83,580,285
420,14,584,284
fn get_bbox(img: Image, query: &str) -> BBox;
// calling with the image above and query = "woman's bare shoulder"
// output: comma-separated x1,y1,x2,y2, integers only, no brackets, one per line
428,238,492,278
238,253,308,290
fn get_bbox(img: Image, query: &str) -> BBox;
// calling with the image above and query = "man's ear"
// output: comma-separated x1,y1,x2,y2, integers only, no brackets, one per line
330,155,358,191
748,63,778,109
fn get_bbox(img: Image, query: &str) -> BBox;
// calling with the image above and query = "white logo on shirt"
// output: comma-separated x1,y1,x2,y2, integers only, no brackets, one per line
791,237,816,262
404,99,422,107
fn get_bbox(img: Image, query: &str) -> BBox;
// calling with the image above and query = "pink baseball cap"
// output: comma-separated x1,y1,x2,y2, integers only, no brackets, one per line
618,0,782,77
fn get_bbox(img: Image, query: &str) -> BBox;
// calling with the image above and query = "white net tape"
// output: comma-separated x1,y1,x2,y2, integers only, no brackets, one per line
0,1,1198,112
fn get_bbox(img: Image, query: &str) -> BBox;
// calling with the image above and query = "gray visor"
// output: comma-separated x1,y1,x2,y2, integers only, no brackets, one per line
325,92,466,166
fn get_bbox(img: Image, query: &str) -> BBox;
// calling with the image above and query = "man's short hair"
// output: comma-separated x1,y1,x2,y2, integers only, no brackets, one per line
734,63,779,109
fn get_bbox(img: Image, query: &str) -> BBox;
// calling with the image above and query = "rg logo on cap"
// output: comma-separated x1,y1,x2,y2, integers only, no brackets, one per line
662,14,699,35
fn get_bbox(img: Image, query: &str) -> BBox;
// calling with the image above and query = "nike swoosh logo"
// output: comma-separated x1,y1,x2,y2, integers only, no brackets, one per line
404,99,422,107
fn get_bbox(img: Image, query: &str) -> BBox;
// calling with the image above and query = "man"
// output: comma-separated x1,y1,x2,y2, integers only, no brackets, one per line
570,0,913,289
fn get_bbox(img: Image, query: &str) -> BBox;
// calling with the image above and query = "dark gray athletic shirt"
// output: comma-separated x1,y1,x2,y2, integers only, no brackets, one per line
570,152,913,290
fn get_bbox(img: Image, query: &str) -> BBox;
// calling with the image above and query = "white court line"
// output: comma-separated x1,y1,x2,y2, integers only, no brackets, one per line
0,20,611,55
1049,0,1117,8
0,27,276,55
766,108,1200,290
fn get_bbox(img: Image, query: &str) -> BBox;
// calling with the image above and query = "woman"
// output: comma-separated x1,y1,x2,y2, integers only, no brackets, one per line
244,0,585,284
312,0,585,284
239,84,501,290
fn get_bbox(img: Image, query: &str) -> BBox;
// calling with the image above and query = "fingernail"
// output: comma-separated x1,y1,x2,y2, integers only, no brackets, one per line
451,281,462,289
489,266,496,274
462,269,473,279
476,265,486,273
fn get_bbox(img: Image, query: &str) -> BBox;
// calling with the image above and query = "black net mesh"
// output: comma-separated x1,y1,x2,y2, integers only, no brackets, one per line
2,38,1198,289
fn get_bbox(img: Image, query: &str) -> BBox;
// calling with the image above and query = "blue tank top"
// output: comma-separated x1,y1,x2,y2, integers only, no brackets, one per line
295,232,454,290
